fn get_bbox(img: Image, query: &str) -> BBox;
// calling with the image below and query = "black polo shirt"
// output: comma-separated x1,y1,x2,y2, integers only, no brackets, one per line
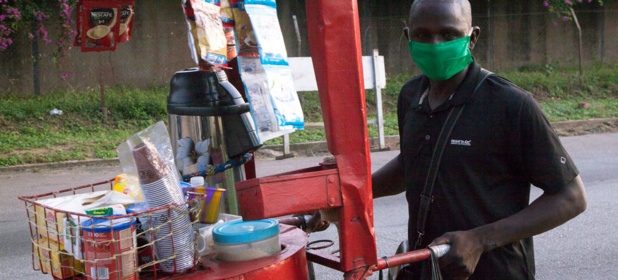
397,60,579,280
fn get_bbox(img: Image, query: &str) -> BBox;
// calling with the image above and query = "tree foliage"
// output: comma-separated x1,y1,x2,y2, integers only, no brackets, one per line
543,0,603,22
0,0,77,64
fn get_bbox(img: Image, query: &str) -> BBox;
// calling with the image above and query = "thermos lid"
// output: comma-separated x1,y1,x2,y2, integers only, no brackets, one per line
213,219,279,244
168,68,252,116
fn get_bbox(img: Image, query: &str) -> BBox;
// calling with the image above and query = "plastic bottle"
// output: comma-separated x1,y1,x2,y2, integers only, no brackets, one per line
189,176,208,222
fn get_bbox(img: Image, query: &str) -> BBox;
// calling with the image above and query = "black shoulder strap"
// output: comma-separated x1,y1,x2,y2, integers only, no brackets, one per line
414,69,493,249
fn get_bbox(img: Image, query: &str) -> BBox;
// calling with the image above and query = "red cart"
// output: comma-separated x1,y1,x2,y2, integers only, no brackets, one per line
20,0,449,279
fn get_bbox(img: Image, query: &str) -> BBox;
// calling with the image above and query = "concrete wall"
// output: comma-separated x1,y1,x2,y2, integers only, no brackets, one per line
1,1,195,95
1,0,616,95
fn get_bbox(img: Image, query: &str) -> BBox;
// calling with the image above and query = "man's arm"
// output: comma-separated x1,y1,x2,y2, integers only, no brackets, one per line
371,156,406,198
430,175,587,279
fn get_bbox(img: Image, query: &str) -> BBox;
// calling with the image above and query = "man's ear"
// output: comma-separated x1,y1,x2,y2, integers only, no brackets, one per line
469,26,481,50
404,27,411,41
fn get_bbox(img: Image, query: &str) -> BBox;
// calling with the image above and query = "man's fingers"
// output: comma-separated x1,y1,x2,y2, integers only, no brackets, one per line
428,234,451,247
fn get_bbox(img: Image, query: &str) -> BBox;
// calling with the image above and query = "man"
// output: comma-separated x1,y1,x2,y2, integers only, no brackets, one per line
371,0,587,279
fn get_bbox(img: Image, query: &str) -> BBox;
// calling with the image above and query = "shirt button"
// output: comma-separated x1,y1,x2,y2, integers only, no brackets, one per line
430,115,433,118
425,135,431,140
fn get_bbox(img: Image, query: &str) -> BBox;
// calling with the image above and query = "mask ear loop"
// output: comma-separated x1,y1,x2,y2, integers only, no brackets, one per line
404,27,411,41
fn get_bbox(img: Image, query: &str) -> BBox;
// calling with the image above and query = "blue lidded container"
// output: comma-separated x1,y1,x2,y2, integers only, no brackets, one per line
82,218,134,233
212,219,281,262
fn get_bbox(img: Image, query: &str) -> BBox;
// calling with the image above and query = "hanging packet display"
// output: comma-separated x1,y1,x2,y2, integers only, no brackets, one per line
81,0,121,52
220,0,237,60
239,0,304,130
73,0,83,47
262,64,304,129
231,0,258,57
183,0,228,69
238,56,292,142
118,0,134,43
243,0,288,65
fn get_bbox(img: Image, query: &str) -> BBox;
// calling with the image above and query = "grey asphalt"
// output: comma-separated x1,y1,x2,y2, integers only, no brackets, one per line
1,132,617,279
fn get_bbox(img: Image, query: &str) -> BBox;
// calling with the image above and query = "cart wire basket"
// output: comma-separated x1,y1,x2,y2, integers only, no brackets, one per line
19,178,206,280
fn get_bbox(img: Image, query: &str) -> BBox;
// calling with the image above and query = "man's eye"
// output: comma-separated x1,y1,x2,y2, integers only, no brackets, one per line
415,33,426,39
443,33,456,39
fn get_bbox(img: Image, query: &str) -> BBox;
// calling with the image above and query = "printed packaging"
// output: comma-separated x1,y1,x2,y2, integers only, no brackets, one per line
231,0,258,57
81,0,121,52
118,0,135,43
183,0,228,69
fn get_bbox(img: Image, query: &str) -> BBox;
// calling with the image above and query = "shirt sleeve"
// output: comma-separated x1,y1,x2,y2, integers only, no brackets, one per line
518,93,579,193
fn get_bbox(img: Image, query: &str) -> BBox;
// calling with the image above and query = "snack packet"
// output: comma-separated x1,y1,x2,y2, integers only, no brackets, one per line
118,0,135,43
221,0,237,60
231,0,258,57
81,0,121,52
183,0,228,69
244,0,288,65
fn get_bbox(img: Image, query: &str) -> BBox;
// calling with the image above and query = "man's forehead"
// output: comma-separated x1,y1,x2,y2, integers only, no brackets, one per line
409,0,472,28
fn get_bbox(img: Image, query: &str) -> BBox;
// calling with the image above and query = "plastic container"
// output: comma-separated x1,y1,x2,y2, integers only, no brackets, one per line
212,219,281,262
82,218,137,280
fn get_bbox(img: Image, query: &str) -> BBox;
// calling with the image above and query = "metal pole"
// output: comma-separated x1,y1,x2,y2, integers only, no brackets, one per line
293,15,302,57
31,21,41,96
373,49,385,150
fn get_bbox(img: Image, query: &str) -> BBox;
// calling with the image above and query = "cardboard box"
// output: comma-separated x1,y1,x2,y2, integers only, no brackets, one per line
35,205,67,245
34,238,83,279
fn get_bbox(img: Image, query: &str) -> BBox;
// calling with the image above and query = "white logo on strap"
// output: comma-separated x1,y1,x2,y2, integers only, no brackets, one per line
451,139,472,146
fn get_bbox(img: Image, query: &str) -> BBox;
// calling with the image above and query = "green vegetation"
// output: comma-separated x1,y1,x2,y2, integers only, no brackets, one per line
0,86,167,166
1,64,617,166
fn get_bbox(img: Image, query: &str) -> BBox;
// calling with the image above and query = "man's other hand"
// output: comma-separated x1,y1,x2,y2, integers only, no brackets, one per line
429,231,484,280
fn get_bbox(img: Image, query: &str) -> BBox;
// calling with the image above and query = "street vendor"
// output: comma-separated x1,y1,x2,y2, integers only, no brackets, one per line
371,0,587,279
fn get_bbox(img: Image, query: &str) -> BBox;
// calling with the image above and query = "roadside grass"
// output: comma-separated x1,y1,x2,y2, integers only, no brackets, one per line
1,64,617,166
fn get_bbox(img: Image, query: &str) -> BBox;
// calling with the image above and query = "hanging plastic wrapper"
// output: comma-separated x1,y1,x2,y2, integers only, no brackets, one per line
118,0,135,43
236,0,304,142
117,121,195,273
81,0,121,52
182,0,228,69
231,0,258,57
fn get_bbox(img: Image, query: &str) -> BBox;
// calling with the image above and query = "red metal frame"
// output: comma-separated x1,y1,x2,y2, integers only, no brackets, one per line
235,0,379,277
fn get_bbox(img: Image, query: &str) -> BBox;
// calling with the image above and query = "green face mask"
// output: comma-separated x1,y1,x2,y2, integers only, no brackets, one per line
408,36,473,81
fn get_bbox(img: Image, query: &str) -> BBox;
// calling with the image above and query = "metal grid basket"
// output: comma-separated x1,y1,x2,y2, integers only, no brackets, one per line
18,179,205,280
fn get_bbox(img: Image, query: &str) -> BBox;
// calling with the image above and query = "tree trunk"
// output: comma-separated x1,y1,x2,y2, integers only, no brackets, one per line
570,8,584,85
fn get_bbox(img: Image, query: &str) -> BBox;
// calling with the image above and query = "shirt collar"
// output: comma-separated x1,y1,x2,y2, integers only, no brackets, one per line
410,57,482,111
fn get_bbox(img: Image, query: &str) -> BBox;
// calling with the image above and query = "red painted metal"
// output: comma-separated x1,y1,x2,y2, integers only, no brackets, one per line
236,167,342,220
304,0,376,272
376,249,433,271
235,0,377,276
184,225,308,280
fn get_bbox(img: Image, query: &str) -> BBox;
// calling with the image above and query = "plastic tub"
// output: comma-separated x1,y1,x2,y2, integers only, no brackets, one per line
212,219,281,262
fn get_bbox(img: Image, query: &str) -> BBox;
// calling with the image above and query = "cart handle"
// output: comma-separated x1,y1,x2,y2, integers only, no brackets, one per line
375,244,450,271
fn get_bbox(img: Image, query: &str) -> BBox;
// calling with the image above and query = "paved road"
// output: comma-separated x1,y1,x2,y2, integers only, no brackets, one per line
1,133,616,279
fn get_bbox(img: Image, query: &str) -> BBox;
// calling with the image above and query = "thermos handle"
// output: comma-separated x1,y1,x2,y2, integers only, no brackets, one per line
167,103,251,116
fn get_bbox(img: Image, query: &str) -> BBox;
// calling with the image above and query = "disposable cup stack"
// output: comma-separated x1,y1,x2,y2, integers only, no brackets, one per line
132,142,195,273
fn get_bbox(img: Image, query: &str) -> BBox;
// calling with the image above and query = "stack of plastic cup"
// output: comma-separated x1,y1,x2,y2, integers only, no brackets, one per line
132,142,194,273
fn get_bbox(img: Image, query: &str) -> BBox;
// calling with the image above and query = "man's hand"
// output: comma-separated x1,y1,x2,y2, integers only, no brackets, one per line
429,231,484,280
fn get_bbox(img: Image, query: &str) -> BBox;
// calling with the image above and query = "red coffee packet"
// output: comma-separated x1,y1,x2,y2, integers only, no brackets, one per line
81,0,121,52
118,0,134,43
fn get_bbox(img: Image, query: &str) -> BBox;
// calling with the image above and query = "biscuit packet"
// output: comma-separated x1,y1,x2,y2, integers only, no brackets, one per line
221,0,237,60
183,0,228,69
231,0,258,57
118,0,135,43
81,0,121,52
